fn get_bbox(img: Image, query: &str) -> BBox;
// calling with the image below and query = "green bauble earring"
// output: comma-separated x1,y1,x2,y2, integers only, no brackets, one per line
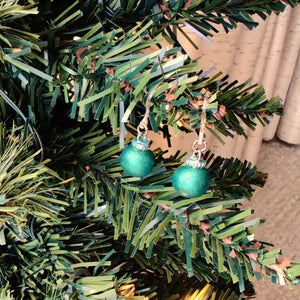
172,96,211,198
172,154,210,198
120,134,155,178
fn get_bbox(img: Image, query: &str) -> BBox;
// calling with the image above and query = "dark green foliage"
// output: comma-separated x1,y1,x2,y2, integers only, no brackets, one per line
0,0,299,299
105,0,300,48
0,123,66,223
206,152,267,199
0,0,284,140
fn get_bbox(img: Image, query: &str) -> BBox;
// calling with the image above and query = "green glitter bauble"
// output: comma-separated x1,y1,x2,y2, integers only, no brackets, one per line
172,162,210,198
120,137,155,177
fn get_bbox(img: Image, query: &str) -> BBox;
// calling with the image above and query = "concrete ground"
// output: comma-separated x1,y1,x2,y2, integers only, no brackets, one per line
245,139,300,299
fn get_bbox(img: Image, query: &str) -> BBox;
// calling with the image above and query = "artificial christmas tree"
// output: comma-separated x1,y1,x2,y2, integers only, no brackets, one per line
0,0,299,299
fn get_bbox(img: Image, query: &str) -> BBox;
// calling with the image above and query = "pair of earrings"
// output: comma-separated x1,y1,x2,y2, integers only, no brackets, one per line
120,93,210,198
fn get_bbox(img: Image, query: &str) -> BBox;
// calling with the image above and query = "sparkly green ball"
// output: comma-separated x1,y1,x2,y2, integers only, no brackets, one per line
120,137,155,177
172,161,210,198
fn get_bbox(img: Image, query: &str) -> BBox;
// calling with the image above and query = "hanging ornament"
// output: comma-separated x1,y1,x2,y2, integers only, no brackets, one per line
172,151,210,198
172,96,211,198
120,86,156,178
120,129,155,177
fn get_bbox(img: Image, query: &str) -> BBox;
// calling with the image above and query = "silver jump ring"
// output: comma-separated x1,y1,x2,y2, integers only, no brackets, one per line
137,122,148,139
192,139,207,154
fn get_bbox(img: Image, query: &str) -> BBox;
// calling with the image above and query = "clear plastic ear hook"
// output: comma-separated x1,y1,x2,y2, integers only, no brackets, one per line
192,95,209,161
136,82,163,140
